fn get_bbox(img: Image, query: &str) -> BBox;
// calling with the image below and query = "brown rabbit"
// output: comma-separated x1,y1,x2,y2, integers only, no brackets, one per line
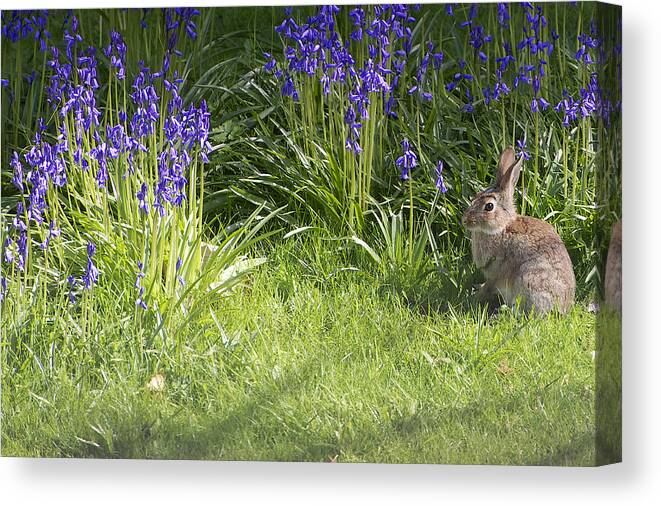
604,220,622,313
462,147,575,314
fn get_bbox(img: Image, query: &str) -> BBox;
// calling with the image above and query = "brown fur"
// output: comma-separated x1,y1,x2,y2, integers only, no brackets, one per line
604,220,622,313
462,148,576,314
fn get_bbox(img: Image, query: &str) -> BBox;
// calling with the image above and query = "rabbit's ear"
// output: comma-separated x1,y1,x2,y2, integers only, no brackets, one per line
495,148,523,192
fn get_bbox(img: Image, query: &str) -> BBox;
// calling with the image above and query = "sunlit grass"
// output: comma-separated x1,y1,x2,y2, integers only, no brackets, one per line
2,238,595,464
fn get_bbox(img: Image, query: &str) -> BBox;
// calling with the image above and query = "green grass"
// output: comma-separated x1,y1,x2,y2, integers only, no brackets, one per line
2,239,595,465
595,309,621,465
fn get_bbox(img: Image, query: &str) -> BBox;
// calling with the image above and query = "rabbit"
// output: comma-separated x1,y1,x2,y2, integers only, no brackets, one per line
604,219,622,313
461,147,575,315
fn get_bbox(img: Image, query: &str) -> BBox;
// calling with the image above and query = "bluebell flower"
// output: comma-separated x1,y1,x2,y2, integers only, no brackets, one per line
494,79,511,102
396,138,418,180
435,160,447,193
135,287,148,310
67,275,77,304
497,3,510,28
516,138,530,161
4,237,15,264
0,275,7,303
135,261,147,310
461,88,474,113
40,220,61,250
137,182,150,215
460,4,478,27
176,257,185,286
468,23,492,61
531,96,550,113
555,91,579,127
496,42,515,72
13,202,27,232
483,86,493,106
445,59,473,96
63,15,83,61
25,70,37,84
82,242,99,290
2,10,50,48
431,49,443,70
263,53,277,73
281,73,299,101
140,9,149,29
530,75,550,113
10,151,23,192
104,30,127,80
16,231,27,271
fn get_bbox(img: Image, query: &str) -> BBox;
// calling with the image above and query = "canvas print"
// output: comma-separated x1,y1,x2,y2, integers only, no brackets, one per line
0,2,621,465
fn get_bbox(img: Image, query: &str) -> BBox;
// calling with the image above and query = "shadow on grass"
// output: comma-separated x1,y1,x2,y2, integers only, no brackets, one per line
376,270,477,317
74,356,330,461
381,396,595,466
595,309,622,465
73,357,596,465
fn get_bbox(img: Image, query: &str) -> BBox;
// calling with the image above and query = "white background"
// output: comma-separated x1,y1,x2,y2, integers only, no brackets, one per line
1,0,658,504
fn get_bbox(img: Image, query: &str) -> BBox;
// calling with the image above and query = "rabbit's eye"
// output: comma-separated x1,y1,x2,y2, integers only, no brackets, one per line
484,202,494,212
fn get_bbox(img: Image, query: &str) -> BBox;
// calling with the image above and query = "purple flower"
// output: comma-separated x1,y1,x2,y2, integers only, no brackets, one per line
4,237,15,264
432,49,443,70
263,53,277,73
435,160,447,193
0,275,7,303
555,91,579,127
67,275,77,304
16,231,27,271
175,256,185,286
10,151,23,192
104,30,127,80
281,74,299,101
445,59,473,96
576,32,600,65
516,138,530,161
82,242,99,290
396,138,418,180
460,4,478,27
25,70,37,84
468,23,492,61
137,182,150,215
344,103,363,154
136,286,148,310
496,43,515,72
12,202,27,232
497,3,510,27
531,96,550,113
63,15,83,61
462,88,474,113
135,261,147,310
2,10,50,48
40,220,61,250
